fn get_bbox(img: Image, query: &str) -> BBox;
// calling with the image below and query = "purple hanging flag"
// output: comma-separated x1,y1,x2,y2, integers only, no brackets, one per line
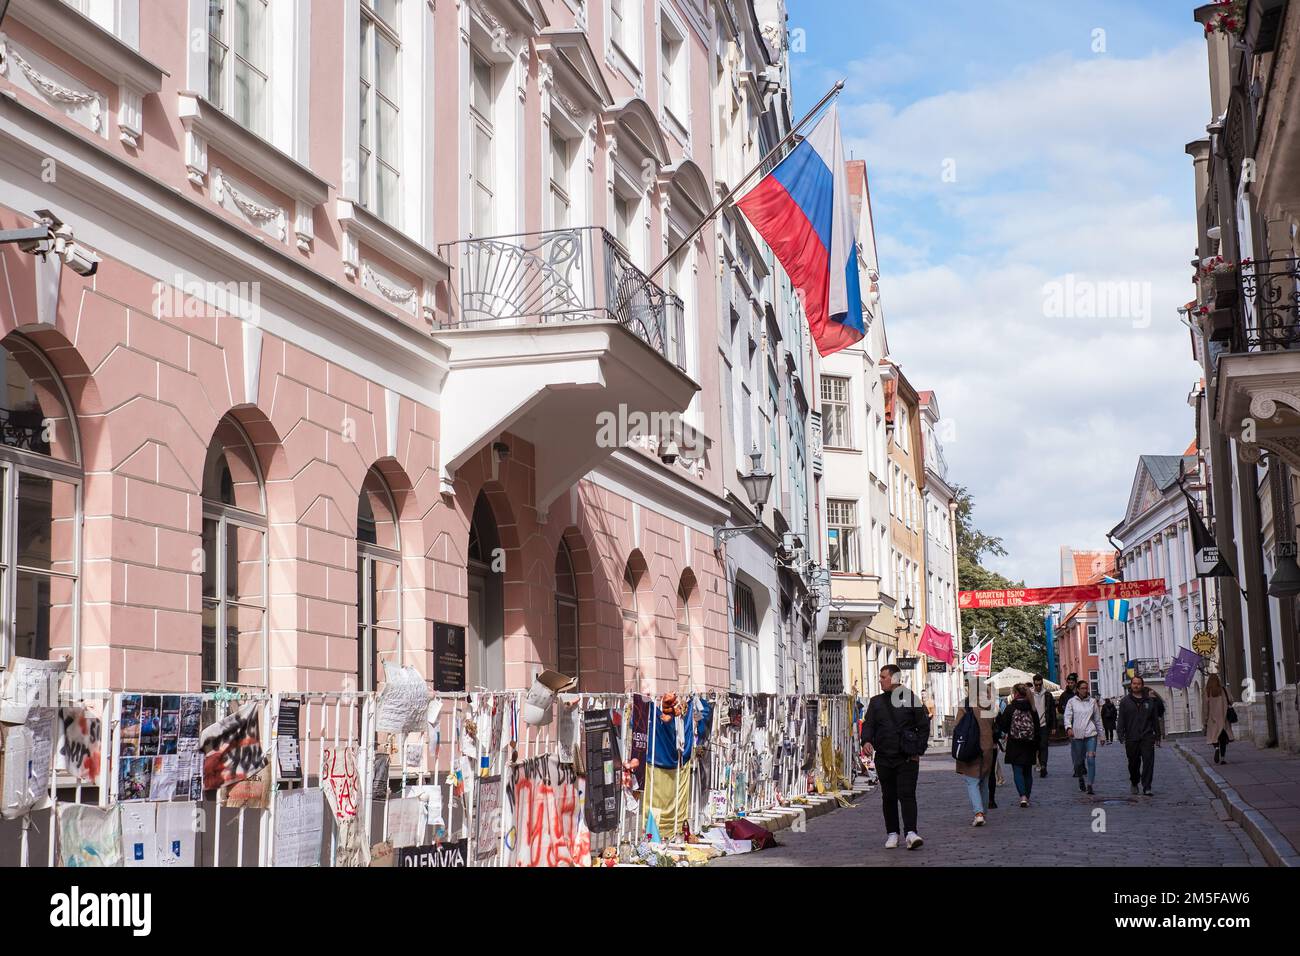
1165,647,1202,690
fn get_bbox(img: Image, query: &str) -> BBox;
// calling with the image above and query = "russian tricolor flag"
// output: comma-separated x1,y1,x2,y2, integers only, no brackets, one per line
737,105,865,357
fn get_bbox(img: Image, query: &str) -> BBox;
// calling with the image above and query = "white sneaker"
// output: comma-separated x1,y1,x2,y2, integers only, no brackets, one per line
972,812,986,827
905,831,924,850
884,832,899,849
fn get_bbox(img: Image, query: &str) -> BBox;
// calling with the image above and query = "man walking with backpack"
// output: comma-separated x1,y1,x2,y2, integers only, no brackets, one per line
1118,675,1165,796
860,664,930,850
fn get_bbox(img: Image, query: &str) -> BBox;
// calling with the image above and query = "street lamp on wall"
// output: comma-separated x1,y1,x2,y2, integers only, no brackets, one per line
895,597,915,636
712,448,775,552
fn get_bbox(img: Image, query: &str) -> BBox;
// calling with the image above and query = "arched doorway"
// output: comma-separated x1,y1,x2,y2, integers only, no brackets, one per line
357,468,401,692
201,415,268,689
466,492,505,690
555,540,579,684
677,570,697,690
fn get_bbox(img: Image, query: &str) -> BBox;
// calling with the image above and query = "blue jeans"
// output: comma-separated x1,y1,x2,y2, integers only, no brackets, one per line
963,774,989,814
1011,763,1034,798
1071,735,1098,785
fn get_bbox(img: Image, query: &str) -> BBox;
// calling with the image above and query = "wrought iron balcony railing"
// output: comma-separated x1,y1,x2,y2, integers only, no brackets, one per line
438,227,686,371
1237,256,1300,352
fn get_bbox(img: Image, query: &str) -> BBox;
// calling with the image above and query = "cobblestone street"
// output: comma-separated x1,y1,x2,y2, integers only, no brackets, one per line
712,739,1266,867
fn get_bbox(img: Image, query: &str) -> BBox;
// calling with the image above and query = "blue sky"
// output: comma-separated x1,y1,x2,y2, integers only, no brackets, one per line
787,0,1210,586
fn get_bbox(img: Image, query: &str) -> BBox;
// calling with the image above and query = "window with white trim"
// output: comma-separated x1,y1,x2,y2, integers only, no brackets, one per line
208,0,270,137
826,499,859,573
659,7,687,127
1087,622,1098,656
0,336,81,669
470,48,497,237
732,580,759,693
549,128,572,229
360,0,402,224
820,376,851,448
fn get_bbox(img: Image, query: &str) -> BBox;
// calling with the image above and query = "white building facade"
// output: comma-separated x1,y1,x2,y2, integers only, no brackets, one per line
1099,454,1207,733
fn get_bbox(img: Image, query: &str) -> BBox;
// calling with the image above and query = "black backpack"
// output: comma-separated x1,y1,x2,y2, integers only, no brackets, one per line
951,707,983,762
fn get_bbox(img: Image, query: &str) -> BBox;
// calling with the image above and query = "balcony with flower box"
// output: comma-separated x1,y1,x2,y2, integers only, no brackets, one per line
433,226,696,514
1213,256,1300,470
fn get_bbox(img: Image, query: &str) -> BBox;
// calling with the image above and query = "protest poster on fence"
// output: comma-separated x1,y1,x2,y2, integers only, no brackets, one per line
376,663,429,734
200,700,268,792
273,788,324,867
58,803,122,867
56,706,101,783
399,840,468,867
0,657,68,723
1,707,56,819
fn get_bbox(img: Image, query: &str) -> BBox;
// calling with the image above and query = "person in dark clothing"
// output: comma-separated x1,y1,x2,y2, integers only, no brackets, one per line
1059,673,1078,712
860,664,930,850
996,683,1040,808
1029,674,1056,777
1101,698,1118,744
1117,675,1165,795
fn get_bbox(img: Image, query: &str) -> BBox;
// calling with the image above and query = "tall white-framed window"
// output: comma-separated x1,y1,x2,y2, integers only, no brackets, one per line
360,0,402,224
201,416,268,689
609,0,642,70
64,0,141,45
470,48,497,236
826,499,859,573
732,580,759,693
1087,622,1098,656
820,376,851,448
549,128,573,229
658,5,687,134
208,0,270,137
357,468,402,693
613,189,639,256
0,335,82,671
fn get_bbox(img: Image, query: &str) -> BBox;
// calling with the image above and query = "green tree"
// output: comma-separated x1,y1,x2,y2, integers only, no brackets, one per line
954,486,1047,675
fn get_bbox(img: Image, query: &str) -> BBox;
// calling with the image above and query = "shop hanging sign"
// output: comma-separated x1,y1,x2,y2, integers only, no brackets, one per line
958,579,1166,609
896,656,918,670
926,661,948,673
1192,631,1218,657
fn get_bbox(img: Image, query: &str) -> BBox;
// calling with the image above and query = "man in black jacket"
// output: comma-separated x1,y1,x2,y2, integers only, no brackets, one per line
860,664,930,850
1030,674,1056,777
1117,675,1165,795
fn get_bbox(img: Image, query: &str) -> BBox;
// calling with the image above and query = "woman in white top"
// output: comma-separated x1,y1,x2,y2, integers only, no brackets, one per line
1063,679,1103,795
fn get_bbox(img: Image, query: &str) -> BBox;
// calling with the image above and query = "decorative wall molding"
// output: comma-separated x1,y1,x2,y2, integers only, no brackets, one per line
5,0,164,148
362,262,418,314
213,167,287,242
0,36,107,137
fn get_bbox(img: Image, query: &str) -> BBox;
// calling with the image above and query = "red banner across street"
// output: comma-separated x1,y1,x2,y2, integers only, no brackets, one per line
957,579,1167,609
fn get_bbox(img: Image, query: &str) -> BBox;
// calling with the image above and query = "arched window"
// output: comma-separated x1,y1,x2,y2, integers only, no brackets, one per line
201,417,267,688
555,541,579,683
358,468,401,692
732,581,758,692
0,334,80,664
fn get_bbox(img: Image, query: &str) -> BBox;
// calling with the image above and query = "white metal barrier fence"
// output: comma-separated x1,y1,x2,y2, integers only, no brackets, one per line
0,687,859,867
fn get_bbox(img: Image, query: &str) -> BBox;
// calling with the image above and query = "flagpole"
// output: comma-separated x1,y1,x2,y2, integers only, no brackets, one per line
643,79,846,284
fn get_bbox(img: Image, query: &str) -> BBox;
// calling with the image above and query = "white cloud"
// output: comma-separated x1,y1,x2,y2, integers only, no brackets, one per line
852,42,1206,588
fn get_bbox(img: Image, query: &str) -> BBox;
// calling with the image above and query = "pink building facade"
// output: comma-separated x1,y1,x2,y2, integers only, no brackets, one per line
0,0,744,696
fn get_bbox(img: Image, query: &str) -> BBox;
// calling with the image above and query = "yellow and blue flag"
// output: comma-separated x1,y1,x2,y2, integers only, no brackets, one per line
1103,576,1129,622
